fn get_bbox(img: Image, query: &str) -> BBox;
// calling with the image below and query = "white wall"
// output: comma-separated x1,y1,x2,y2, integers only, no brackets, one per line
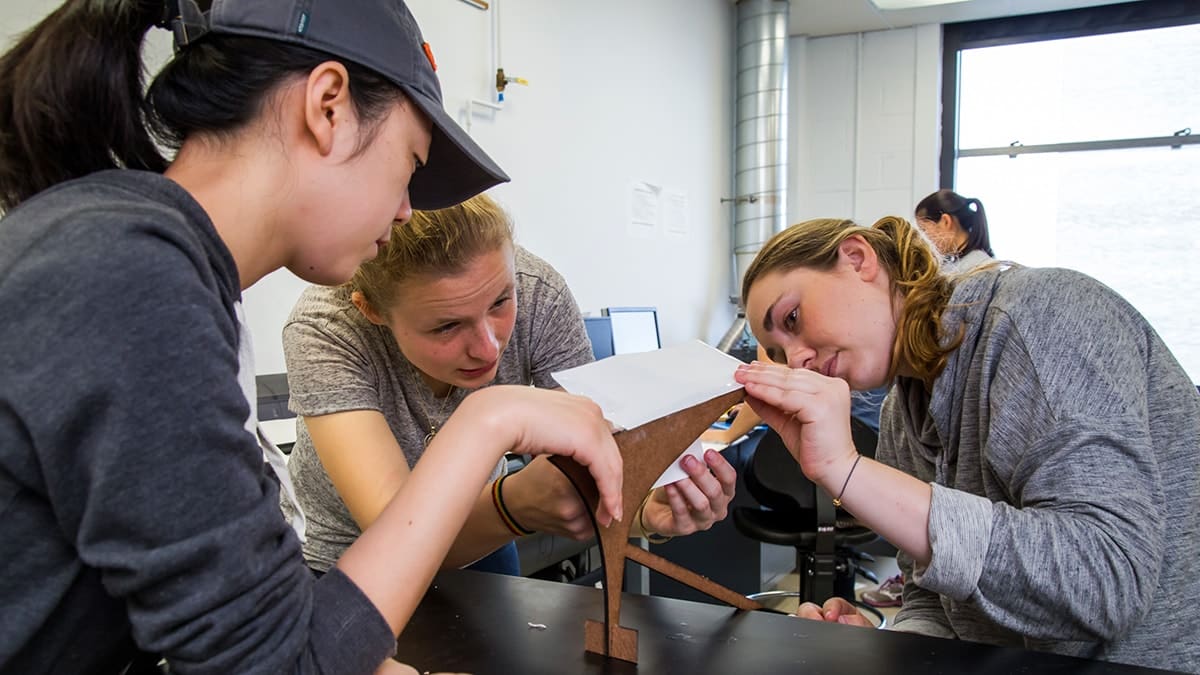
788,24,941,227
0,1,54,35
2,0,737,374
0,2,176,91
400,0,738,360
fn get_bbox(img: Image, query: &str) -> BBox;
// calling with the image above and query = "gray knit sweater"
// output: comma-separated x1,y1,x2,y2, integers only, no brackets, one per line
878,266,1200,673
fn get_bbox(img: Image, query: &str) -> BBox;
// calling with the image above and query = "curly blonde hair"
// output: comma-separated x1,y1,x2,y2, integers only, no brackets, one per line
741,216,962,387
350,193,514,313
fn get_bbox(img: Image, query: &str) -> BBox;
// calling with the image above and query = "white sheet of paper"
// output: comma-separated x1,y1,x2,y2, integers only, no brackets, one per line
651,438,706,488
551,340,744,488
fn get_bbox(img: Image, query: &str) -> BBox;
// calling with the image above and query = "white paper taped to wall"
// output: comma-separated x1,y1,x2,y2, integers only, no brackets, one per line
551,340,744,488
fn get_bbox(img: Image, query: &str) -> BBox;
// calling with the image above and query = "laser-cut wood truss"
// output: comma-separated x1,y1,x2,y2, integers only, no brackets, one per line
549,389,763,664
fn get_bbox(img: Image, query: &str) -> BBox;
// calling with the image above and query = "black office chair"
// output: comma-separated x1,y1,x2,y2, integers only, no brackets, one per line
733,418,881,609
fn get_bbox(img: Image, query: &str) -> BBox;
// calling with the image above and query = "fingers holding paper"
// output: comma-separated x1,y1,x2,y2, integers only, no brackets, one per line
733,360,858,488
640,449,737,537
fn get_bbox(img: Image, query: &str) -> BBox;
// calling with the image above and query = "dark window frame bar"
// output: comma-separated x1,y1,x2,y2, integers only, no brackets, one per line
939,0,1200,188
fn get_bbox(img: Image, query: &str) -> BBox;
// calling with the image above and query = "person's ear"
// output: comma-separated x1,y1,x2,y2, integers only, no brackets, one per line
938,213,957,234
839,234,880,282
303,61,354,157
351,290,388,325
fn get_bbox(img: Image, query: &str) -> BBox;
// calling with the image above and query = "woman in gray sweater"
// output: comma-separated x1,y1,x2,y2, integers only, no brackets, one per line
734,216,1199,673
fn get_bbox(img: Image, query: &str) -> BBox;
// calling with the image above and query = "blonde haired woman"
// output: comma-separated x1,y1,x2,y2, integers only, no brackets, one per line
284,193,736,576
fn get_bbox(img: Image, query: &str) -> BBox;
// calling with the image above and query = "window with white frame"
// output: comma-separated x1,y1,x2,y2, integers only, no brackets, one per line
944,3,1200,382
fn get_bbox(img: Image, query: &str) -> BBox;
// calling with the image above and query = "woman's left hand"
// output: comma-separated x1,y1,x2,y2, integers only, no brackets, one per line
639,449,737,537
503,455,594,540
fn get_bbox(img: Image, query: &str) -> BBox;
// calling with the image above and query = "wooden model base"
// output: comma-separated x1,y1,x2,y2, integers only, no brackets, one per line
550,389,763,664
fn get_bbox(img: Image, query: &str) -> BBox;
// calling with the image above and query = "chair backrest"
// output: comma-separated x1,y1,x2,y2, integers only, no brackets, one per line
850,415,878,459
744,429,815,516
743,417,879,526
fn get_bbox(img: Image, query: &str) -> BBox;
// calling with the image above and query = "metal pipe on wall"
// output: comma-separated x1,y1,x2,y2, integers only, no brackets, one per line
733,0,789,299
719,0,788,354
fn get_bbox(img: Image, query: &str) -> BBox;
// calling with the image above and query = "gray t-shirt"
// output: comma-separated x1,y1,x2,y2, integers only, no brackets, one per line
282,246,593,571
879,266,1200,673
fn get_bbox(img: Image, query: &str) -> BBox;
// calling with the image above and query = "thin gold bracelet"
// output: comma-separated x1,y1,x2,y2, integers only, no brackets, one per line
832,454,863,509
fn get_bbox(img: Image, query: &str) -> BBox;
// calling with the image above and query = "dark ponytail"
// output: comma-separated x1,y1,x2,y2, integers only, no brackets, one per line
960,198,993,257
0,0,169,212
914,189,994,257
0,0,406,214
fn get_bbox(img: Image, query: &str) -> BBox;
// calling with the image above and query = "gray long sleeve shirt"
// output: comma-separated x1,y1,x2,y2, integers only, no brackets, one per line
878,265,1200,673
0,171,394,673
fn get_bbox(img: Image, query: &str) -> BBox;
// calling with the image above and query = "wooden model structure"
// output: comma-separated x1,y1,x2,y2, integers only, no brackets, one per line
549,389,763,664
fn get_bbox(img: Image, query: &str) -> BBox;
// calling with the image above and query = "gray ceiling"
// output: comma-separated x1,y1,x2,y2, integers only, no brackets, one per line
787,0,1138,37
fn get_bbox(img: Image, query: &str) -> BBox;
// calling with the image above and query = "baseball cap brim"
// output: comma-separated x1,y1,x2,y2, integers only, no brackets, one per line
401,86,509,211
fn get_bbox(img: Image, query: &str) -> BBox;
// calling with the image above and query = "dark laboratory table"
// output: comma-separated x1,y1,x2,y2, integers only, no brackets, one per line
394,569,1178,675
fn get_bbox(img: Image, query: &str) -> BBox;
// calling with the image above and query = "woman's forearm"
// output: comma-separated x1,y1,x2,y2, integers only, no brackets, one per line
336,398,510,634
822,455,933,566
441,483,518,569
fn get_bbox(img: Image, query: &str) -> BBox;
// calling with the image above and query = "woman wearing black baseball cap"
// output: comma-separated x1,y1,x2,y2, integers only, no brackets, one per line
0,2,623,673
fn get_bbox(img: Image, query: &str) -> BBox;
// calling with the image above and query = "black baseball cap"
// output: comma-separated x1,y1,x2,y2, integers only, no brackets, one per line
172,0,509,210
